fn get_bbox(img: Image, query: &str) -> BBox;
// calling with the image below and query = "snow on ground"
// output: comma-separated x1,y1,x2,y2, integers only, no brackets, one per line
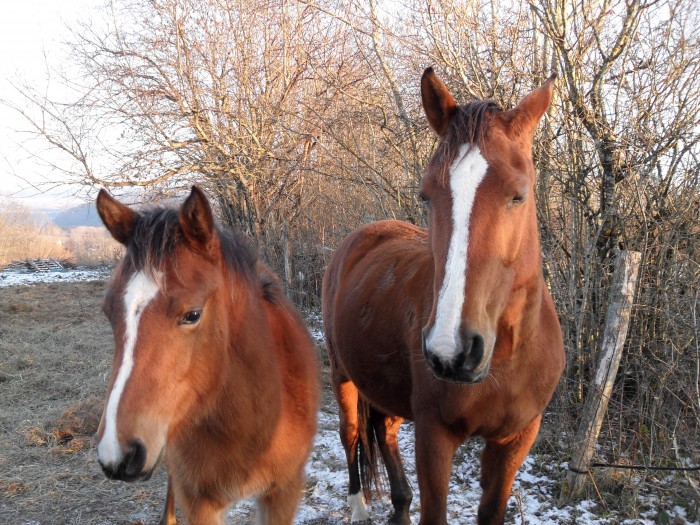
2,268,696,525
0,267,112,287
254,410,690,525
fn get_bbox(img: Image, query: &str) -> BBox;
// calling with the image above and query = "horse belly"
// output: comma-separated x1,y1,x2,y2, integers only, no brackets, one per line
335,305,415,419
326,221,432,420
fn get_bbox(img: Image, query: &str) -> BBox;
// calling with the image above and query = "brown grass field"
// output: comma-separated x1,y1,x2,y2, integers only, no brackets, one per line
0,281,174,524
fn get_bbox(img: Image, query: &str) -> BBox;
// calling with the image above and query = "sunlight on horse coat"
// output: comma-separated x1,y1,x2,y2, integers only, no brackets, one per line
323,68,565,525
95,186,319,525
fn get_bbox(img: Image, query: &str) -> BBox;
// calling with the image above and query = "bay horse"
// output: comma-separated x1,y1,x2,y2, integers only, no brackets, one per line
323,68,565,525
94,186,319,525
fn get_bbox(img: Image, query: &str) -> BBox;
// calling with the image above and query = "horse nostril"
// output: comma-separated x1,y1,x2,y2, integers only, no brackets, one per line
422,333,448,378
428,353,444,375
100,461,116,479
123,439,147,479
462,332,485,371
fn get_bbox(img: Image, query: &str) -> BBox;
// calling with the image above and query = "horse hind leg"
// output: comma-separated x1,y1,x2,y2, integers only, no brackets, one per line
478,415,541,525
331,365,371,523
371,411,412,525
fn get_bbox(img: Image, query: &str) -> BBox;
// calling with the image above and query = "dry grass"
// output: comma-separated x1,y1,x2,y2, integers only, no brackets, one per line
0,281,334,525
0,281,169,525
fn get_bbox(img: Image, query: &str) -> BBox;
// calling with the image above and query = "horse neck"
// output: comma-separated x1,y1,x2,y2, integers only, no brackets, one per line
499,222,547,348
209,275,282,434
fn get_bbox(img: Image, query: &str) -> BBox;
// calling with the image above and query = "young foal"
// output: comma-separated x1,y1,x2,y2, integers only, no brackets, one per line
95,186,319,525
323,69,565,525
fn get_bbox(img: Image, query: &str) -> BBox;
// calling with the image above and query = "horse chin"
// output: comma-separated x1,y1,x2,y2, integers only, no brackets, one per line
431,364,490,385
139,445,165,481
137,462,159,481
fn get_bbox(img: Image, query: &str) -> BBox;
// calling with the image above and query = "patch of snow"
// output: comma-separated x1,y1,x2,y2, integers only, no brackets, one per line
309,327,325,343
222,408,699,524
0,267,112,287
304,310,325,343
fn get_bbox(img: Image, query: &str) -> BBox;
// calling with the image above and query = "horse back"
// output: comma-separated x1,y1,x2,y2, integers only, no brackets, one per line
323,220,433,419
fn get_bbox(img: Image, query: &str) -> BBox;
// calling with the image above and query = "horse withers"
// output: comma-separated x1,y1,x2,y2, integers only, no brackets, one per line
95,186,319,525
323,68,565,525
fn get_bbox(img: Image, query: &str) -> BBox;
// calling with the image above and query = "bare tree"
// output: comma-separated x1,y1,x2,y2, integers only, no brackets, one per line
5,0,700,500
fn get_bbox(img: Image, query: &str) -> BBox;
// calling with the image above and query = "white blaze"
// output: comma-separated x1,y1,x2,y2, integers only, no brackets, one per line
426,144,488,360
97,270,160,466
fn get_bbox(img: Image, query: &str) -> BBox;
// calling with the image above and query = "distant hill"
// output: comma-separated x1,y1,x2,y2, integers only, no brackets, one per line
47,203,103,229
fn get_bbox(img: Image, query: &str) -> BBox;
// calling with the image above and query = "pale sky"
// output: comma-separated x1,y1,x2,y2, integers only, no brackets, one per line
0,0,102,209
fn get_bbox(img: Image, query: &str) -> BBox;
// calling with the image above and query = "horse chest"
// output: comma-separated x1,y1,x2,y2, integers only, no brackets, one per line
434,379,542,440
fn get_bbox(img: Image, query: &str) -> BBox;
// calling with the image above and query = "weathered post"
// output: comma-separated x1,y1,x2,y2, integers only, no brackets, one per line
561,250,642,501
282,219,292,286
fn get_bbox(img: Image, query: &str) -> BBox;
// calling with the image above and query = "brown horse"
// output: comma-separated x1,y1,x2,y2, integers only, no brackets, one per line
323,68,565,525
95,186,319,525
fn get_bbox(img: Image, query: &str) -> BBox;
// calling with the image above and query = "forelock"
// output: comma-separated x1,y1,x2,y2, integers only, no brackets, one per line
429,100,501,186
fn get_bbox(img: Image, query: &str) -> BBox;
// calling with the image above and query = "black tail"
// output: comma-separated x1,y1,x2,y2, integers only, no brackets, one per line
357,396,385,502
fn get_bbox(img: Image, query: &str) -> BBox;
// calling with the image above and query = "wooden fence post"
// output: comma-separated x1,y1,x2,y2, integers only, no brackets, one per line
560,250,642,502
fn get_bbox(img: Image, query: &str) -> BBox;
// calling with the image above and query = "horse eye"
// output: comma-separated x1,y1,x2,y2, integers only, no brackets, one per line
508,194,526,208
180,310,202,325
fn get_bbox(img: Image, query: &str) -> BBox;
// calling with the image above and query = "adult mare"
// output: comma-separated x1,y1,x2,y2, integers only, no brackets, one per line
323,68,565,525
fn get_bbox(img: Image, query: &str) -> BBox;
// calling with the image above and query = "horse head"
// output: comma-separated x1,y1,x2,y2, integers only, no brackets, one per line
419,68,555,384
94,186,250,481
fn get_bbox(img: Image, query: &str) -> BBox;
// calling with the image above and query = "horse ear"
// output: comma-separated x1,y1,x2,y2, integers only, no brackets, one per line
179,186,217,254
500,73,556,138
421,67,457,137
96,189,138,245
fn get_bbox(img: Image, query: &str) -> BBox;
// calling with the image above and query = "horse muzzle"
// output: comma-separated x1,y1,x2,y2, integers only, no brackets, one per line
422,327,492,384
98,438,153,482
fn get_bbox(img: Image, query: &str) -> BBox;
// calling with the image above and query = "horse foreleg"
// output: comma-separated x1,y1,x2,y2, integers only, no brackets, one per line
414,417,460,525
478,415,541,525
373,413,412,525
159,476,177,525
256,467,305,525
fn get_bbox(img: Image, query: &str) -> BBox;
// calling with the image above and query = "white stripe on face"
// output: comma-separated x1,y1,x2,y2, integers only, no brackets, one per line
97,270,160,466
426,144,488,360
